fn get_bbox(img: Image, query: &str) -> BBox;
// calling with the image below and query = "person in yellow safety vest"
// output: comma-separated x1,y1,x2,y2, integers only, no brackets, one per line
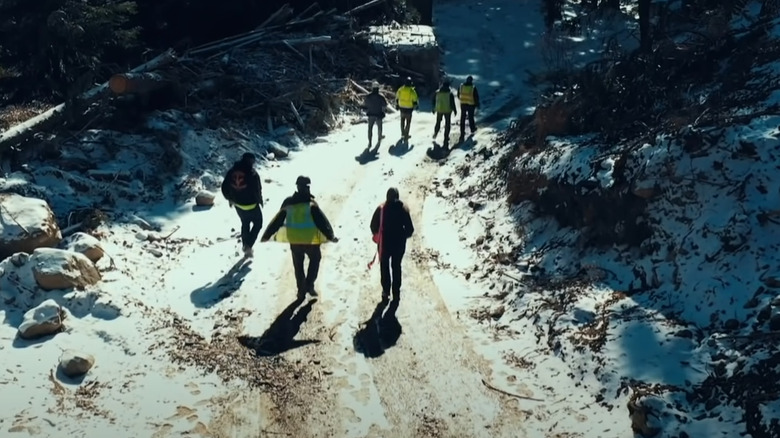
457,75,480,143
221,152,264,258
395,77,419,140
261,176,339,298
431,80,457,147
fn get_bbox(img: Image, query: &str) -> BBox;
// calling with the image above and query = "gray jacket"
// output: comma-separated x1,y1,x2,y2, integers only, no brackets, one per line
363,91,387,117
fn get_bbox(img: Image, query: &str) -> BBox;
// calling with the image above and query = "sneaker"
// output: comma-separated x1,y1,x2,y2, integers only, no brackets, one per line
307,285,318,297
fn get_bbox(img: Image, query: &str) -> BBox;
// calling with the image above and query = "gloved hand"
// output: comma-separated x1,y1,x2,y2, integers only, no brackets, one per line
331,236,340,243
229,201,234,208
260,237,269,243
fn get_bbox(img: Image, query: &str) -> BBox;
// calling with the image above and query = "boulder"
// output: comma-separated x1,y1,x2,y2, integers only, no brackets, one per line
30,248,101,291
18,299,64,339
59,350,95,378
63,232,104,263
0,193,62,259
195,190,216,207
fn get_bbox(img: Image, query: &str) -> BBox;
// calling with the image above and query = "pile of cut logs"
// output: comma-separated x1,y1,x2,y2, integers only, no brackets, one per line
0,0,414,152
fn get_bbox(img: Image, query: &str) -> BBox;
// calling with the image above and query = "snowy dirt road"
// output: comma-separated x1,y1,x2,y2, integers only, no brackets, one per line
161,110,528,437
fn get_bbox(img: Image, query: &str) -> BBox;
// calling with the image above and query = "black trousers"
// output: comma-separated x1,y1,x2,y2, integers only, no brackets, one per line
236,206,263,249
380,244,406,294
290,244,321,292
434,112,452,141
400,109,413,137
460,104,476,134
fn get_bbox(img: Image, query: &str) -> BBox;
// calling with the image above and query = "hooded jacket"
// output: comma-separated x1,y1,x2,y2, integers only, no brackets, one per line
363,90,388,117
221,160,263,206
370,200,414,249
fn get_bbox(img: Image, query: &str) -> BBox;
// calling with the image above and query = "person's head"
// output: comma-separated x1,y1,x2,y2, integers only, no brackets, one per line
386,187,399,202
466,75,473,84
404,76,412,86
442,80,451,89
241,152,256,166
296,175,311,193
371,81,380,92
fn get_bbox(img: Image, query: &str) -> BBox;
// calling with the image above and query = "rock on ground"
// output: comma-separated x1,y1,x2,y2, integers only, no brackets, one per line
59,350,95,377
17,299,64,339
195,190,216,207
31,248,101,291
63,232,104,263
0,193,62,259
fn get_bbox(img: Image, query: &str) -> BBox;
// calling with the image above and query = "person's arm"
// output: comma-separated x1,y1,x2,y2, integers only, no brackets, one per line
260,209,286,241
403,205,415,238
310,204,336,240
221,172,233,204
451,93,457,115
412,88,419,108
474,87,480,108
370,206,381,234
457,85,461,99
254,172,264,206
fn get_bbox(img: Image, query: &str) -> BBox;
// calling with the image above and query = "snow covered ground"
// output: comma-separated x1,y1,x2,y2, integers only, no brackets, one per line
0,1,560,437
5,0,772,437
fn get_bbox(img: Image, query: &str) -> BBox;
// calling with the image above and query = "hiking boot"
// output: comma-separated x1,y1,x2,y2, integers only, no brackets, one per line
307,285,318,297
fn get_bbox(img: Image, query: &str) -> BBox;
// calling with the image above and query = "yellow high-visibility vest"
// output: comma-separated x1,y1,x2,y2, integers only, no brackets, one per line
435,91,452,114
273,203,328,244
459,84,475,105
235,203,257,210
396,86,417,109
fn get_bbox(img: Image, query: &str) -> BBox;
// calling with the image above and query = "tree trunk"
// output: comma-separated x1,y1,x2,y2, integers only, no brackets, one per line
109,72,168,95
638,0,652,52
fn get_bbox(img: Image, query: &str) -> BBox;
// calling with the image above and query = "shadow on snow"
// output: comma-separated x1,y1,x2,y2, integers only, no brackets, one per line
353,297,402,358
238,296,319,356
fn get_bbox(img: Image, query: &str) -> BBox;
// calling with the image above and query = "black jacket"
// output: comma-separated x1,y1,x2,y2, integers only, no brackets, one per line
363,91,388,117
370,200,414,248
261,191,335,242
221,161,263,206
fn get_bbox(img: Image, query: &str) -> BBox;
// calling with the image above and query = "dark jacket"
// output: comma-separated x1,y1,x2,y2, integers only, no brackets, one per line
363,91,388,117
221,161,263,206
261,191,335,242
457,83,480,107
431,87,457,115
370,200,414,248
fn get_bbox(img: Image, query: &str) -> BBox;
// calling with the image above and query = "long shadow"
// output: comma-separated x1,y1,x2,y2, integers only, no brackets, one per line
353,297,402,358
389,138,415,157
426,142,451,160
355,146,379,164
238,296,319,356
189,259,252,308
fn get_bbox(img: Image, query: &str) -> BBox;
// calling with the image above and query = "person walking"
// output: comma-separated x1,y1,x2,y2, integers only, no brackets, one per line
261,176,339,297
370,187,414,301
432,80,457,148
221,152,264,258
395,77,419,140
458,75,480,143
363,82,387,149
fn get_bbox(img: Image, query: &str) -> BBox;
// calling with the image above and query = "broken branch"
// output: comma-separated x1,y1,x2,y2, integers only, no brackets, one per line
481,378,545,402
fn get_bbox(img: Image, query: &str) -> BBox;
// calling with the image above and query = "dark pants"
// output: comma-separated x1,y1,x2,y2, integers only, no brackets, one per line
434,112,452,143
290,244,321,293
460,104,476,135
380,244,406,295
400,109,413,137
236,206,263,249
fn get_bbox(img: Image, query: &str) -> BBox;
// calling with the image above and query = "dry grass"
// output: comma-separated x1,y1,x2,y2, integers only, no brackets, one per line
0,102,53,131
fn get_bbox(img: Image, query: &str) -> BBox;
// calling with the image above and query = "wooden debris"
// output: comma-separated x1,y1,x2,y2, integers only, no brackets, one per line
481,378,545,402
0,49,176,151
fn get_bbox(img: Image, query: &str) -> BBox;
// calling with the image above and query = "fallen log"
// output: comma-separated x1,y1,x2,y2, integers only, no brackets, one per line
0,49,176,151
109,72,168,95
345,0,387,16
257,3,294,29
